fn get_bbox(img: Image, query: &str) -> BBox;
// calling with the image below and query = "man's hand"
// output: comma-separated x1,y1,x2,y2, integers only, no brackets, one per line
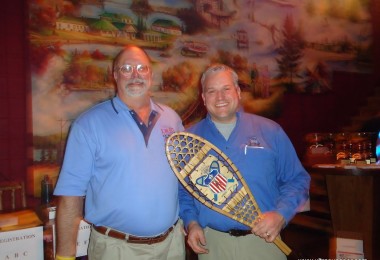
186,221,209,254
251,211,285,242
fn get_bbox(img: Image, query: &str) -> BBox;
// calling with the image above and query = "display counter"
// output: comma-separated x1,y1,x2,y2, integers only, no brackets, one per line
307,164,380,260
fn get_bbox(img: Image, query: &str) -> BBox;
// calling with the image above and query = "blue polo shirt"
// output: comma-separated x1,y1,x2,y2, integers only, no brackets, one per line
179,111,310,231
54,96,184,236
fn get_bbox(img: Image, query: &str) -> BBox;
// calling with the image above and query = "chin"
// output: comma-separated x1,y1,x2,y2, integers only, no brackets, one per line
126,88,148,97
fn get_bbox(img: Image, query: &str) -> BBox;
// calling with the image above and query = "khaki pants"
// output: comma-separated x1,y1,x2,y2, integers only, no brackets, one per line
198,227,287,260
88,222,185,260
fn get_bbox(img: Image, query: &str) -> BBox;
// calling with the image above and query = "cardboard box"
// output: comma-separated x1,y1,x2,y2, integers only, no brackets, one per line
0,209,44,259
330,231,365,259
0,209,43,232
0,210,91,258
0,226,43,259
45,219,91,258
76,220,91,257
336,237,364,259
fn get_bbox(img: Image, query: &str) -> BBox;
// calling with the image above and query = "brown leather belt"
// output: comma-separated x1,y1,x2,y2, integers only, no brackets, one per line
93,221,177,245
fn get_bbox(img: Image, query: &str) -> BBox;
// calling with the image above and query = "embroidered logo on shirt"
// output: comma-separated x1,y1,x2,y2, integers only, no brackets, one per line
244,136,264,154
161,127,175,140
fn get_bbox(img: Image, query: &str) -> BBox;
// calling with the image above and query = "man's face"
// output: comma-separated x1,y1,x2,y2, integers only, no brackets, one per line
113,47,152,99
202,70,241,123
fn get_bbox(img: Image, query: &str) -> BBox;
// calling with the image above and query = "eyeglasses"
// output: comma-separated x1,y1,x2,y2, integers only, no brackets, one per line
117,64,150,77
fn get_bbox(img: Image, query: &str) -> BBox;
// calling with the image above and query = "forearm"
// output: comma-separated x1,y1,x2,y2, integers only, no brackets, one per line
178,185,199,228
55,196,84,257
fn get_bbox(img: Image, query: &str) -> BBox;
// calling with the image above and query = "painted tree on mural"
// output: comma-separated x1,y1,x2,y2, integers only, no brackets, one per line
162,61,197,92
130,0,153,38
210,49,251,86
303,61,331,94
62,49,113,90
29,2,56,30
275,14,305,92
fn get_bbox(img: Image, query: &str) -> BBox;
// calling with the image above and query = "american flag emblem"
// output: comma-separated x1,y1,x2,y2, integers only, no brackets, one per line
191,155,237,205
209,174,227,193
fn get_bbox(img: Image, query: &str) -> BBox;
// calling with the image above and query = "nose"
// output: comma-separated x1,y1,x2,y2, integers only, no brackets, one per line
130,67,139,78
216,90,225,99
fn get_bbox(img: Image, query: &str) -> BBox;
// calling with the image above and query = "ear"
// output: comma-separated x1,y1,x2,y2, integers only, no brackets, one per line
147,70,153,87
201,93,206,105
237,87,241,100
113,71,118,81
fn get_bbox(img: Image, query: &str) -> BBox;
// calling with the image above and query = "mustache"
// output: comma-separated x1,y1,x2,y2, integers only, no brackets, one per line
126,79,146,85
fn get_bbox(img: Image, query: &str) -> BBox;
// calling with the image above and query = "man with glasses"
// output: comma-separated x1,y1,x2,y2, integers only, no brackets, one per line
54,45,185,260
179,64,310,260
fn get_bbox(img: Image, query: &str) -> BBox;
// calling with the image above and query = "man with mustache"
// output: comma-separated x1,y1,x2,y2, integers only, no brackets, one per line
54,45,185,260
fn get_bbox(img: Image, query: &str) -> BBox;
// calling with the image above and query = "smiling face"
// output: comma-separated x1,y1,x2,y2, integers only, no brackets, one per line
201,68,241,124
113,46,152,102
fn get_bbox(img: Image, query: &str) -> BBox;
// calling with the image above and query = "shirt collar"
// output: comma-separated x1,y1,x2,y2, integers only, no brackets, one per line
111,96,163,114
206,109,242,124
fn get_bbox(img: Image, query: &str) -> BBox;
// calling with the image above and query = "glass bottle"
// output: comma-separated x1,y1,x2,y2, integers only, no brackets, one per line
336,142,350,164
353,143,366,164
368,141,377,164
41,175,53,205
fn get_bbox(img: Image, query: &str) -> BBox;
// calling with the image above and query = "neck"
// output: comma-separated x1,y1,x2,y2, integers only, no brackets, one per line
118,94,151,124
213,120,236,140
119,94,150,111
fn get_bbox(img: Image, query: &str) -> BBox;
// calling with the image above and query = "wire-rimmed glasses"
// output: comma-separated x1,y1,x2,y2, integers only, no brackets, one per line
117,64,150,77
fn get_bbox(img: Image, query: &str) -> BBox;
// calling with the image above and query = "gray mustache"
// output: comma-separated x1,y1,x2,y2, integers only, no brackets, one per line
127,79,145,84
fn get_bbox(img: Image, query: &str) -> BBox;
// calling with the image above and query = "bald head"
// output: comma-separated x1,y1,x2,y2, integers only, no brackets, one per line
113,45,151,73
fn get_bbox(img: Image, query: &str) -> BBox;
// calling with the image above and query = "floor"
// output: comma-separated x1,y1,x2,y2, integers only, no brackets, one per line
185,224,332,260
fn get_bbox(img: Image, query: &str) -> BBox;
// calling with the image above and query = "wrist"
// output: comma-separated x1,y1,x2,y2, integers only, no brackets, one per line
55,255,76,260
187,220,200,231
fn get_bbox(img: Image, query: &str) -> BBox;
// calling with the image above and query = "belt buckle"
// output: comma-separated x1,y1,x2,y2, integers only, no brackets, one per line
228,229,247,237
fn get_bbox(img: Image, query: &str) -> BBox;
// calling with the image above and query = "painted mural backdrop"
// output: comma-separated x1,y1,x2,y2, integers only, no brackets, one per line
28,0,372,196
